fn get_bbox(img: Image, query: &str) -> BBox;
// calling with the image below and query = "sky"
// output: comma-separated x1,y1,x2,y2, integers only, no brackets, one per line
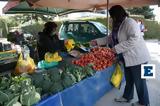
150,5,160,22
0,1,160,22
0,2,7,15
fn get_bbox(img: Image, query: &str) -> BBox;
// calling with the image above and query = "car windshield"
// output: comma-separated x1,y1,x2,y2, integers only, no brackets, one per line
91,22,108,34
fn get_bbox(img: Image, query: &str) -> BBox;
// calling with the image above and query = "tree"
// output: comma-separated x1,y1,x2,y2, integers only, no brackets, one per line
127,6,155,19
0,18,9,37
10,14,53,25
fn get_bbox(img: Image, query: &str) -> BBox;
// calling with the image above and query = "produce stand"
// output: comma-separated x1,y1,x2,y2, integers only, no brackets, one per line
0,47,122,106
36,64,118,106
32,50,123,106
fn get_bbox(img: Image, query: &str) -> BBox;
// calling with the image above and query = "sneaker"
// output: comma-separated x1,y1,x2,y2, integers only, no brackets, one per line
131,102,150,106
114,97,130,103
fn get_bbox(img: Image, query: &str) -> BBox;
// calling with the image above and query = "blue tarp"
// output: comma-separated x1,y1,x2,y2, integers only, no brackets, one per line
36,64,123,106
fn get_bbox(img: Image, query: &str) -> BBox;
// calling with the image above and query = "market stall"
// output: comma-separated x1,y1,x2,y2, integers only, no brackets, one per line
0,46,119,106
1,0,160,106
36,64,118,106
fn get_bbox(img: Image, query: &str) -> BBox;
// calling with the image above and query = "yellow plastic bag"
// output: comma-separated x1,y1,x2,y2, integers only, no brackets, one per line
64,39,75,52
110,63,123,88
45,52,62,63
15,53,36,74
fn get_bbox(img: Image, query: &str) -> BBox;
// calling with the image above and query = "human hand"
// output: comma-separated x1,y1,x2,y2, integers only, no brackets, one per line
90,40,97,47
111,47,116,53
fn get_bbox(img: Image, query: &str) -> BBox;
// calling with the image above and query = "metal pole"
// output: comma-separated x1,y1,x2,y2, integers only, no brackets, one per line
107,0,109,36
106,0,109,47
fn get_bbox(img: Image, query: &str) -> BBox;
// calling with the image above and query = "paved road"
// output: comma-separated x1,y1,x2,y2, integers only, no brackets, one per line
95,80,160,106
146,39,160,80
95,40,160,106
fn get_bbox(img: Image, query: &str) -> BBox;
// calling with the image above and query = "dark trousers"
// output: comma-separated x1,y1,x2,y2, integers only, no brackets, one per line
122,64,150,105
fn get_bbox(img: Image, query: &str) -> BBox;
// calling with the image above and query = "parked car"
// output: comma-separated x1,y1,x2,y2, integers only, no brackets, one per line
59,20,110,45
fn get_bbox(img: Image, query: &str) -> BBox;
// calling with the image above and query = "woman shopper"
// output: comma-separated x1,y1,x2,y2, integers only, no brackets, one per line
109,5,150,106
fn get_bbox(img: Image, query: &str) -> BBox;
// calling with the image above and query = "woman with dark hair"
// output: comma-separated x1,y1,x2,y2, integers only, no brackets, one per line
109,5,150,106
37,21,65,61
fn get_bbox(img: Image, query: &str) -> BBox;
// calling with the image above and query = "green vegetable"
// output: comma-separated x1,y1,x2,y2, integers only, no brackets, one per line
0,76,11,90
83,65,95,77
50,81,64,94
20,86,41,106
31,73,44,88
5,96,19,106
0,90,9,103
0,74,40,106
48,68,62,82
61,71,76,88
12,102,22,106
41,74,52,94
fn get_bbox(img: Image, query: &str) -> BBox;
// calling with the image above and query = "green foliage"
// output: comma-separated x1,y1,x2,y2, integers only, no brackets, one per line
127,6,155,19
6,16,20,28
21,23,44,37
9,14,52,25
131,16,160,39
21,21,61,38
0,18,9,37
144,20,160,39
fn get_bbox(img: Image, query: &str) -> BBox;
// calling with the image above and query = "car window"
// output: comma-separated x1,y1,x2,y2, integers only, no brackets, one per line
79,23,98,35
91,22,108,34
68,24,73,32
64,23,78,32
59,21,106,42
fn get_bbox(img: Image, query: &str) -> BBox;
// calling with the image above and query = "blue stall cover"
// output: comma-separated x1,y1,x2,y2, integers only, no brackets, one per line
36,64,123,106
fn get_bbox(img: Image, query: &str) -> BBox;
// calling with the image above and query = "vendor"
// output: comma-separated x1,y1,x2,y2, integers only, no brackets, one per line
37,21,65,61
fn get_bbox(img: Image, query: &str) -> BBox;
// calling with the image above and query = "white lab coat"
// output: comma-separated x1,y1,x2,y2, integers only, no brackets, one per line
115,18,150,67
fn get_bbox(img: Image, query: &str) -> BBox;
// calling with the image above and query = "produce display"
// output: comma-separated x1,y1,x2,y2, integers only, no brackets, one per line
64,39,75,52
0,44,116,105
31,63,95,96
0,74,41,106
72,47,115,71
0,62,95,106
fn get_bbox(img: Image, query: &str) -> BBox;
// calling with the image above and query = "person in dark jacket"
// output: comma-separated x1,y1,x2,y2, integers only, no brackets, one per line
37,21,65,61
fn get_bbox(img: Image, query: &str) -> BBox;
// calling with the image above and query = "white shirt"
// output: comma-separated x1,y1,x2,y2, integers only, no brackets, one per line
115,18,150,67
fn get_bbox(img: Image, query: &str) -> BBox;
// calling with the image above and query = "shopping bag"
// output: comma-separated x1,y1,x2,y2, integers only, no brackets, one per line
37,60,58,69
45,52,62,63
15,53,36,74
110,63,123,89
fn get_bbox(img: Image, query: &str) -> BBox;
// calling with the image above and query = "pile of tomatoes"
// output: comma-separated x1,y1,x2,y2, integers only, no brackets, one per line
72,47,115,71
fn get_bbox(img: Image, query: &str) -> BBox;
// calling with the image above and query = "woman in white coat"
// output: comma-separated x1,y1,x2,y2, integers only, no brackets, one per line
109,5,150,106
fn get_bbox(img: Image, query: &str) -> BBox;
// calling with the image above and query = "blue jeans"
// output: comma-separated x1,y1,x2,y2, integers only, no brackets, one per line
122,64,150,105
